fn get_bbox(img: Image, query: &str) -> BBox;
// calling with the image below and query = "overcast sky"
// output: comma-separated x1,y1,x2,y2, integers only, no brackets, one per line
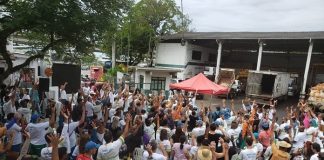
175,0,324,32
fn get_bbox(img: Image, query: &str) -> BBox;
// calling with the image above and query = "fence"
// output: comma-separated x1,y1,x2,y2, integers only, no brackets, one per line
128,82,170,96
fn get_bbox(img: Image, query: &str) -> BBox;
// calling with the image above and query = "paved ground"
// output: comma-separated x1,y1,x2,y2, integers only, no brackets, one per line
196,95,299,120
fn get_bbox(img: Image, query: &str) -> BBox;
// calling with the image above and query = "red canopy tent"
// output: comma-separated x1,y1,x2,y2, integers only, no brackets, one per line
169,73,229,95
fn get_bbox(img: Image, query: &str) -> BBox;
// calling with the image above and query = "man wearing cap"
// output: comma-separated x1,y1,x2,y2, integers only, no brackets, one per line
76,141,100,160
17,94,32,122
270,140,291,160
259,112,276,152
25,106,56,156
192,119,206,138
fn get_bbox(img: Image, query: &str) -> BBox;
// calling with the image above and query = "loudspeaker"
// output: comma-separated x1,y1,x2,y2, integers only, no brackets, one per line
39,78,50,92
52,63,81,93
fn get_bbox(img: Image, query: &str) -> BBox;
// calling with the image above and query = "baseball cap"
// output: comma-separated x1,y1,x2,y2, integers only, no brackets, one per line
30,114,40,123
197,120,203,126
262,122,269,129
84,141,100,151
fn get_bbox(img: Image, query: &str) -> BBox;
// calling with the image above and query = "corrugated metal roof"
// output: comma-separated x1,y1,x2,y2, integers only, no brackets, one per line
162,31,324,40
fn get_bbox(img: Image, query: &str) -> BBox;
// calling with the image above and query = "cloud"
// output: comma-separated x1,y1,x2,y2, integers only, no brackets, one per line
176,0,324,32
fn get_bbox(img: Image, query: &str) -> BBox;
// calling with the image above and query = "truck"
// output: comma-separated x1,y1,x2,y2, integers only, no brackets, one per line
246,70,290,102
216,68,242,98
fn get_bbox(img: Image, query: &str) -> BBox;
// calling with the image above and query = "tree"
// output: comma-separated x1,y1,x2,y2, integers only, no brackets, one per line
0,0,131,84
102,0,191,66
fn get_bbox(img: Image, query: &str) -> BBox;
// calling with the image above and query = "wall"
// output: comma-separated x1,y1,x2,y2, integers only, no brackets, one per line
186,43,217,63
133,69,172,90
156,43,187,68
0,54,40,86
177,43,217,79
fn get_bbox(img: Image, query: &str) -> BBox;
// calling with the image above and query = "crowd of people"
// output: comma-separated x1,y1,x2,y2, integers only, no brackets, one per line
0,80,323,160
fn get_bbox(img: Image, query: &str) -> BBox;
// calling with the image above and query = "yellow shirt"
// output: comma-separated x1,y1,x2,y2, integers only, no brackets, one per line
270,142,290,160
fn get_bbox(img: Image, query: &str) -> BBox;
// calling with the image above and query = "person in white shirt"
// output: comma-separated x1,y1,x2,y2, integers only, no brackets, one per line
60,100,86,154
17,95,32,122
83,83,91,96
292,126,306,152
216,113,228,131
97,113,131,160
5,112,22,153
85,96,94,121
143,140,167,160
227,121,242,146
41,133,56,160
306,119,318,142
3,93,16,118
144,118,156,140
25,106,55,156
192,120,206,138
239,136,258,160
59,82,68,101
310,142,321,160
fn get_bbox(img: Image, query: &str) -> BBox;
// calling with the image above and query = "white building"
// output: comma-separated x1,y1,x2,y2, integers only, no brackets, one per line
155,42,217,80
129,66,181,91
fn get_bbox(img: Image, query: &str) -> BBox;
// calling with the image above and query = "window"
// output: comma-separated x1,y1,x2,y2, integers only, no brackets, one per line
208,53,216,62
151,77,166,90
192,50,201,60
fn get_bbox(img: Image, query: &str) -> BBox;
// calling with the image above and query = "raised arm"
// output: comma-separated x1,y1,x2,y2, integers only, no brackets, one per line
242,99,247,112
121,113,131,139
49,105,56,128
231,99,236,116
79,103,86,126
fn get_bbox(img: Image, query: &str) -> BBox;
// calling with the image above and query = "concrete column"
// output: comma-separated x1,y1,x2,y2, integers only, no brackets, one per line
112,40,116,68
256,40,263,71
215,40,222,82
301,39,313,96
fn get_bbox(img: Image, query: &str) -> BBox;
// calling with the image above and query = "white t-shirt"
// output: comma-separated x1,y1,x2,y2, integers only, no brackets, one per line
310,153,319,160
60,89,67,100
6,123,22,145
123,96,133,112
26,122,50,145
239,147,258,160
41,146,52,160
72,145,79,157
83,87,91,96
268,109,275,120
60,121,80,153
109,92,115,104
293,131,307,149
143,151,166,160
17,107,32,122
97,137,125,160
306,127,318,141
227,127,242,146
216,118,228,130
3,101,16,117
192,126,206,138
85,101,94,117
144,124,156,140
156,139,171,155
157,127,172,139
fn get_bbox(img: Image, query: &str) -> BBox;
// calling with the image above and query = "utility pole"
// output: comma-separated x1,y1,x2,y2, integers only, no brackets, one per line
112,39,116,68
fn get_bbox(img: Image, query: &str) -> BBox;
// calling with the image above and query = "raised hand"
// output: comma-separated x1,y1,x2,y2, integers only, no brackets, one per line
47,134,62,148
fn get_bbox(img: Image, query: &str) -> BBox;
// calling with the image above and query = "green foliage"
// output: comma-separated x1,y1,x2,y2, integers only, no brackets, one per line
0,0,131,83
103,66,123,81
101,0,191,65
